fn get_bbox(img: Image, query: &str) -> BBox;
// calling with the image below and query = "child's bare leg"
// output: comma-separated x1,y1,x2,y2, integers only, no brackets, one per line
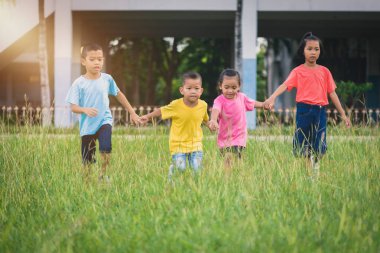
224,152,234,175
305,156,313,177
83,164,91,180
307,153,320,179
311,153,320,178
99,153,110,178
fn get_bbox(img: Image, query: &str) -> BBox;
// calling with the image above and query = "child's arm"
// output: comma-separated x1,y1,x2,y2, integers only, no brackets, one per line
263,83,287,110
115,91,141,125
140,108,162,124
329,91,351,127
70,104,98,117
208,108,220,132
254,101,264,108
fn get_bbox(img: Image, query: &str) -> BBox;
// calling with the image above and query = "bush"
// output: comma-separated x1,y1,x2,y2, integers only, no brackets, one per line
335,80,373,108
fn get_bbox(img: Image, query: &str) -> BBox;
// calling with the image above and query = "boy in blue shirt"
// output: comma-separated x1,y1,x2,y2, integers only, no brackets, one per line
66,43,141,180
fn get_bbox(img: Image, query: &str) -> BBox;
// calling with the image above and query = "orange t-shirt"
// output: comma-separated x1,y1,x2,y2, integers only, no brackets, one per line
284,64,336,106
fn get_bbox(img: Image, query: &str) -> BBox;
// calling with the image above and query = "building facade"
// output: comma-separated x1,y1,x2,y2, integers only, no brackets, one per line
1,0,380,128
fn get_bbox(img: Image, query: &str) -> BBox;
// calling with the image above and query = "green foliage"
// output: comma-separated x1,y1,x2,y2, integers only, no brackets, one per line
177,38,232,105
256,46,267,101
335,80,373,108
1,127,379,252
109,38,165,105
108,37,268,106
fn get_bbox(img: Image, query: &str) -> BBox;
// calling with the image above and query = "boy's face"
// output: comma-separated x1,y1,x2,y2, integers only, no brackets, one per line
179,78,203,105
81,50,104,76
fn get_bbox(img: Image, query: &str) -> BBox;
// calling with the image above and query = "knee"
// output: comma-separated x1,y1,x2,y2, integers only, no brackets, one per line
192,160,202,172
190,153,203,172
174,159,186,172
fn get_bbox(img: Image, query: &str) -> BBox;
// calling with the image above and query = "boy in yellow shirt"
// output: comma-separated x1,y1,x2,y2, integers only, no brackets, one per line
141,71,210,179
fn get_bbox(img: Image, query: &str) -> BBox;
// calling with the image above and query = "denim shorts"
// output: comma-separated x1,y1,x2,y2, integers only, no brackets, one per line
81,124,112,164
294,103,327,157
220,146,245,159
171,151,203,173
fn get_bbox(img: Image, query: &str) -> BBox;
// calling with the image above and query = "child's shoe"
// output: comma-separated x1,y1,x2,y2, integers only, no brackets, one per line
98,175,111,184
310,155,320,180
168,164,174,184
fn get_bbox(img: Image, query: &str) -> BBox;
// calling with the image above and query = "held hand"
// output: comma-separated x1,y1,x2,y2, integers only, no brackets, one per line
130,113,142,126
208,119,219,132
263,98,275,110
83,108,98,117
140,115,150,125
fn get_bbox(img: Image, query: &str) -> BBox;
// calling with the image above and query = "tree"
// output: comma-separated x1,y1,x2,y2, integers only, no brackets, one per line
110,37,232,105
109,37,183,105
144,39,160,105
162,38,180,103
234,0,242,72
178,38,232,105
38,0,51,126
256,44,267,101
335,80,373,108
108,37,232,106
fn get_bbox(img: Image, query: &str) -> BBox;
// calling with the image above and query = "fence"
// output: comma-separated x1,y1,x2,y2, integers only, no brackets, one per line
1,105,380,127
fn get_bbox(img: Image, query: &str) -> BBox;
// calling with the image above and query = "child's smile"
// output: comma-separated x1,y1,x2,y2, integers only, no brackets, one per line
220,76,240,100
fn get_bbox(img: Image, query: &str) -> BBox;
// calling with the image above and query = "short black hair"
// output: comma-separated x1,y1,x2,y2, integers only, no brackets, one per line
81,43,103,58
182,71,202,85
297,32,324,57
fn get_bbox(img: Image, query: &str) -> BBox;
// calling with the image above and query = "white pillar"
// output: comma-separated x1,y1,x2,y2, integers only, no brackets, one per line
241,0,257,129
72,15,82,84
54,0,72,127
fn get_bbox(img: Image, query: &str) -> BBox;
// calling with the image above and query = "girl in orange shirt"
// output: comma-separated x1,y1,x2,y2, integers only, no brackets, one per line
264,32,350,176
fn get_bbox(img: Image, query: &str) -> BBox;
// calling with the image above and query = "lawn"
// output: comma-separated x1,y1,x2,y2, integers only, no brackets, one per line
0,125,379,252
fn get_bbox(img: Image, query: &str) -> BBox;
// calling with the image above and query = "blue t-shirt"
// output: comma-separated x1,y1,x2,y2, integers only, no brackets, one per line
65,73,120,136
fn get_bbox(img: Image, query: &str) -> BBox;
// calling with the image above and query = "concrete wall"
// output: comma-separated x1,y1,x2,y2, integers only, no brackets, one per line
72,0,236,11
0,0,55,52
257,0,380,11
2,0,380,53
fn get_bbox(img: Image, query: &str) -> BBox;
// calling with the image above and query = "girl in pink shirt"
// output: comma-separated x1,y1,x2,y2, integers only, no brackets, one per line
209,69,264,171
264,32,350,176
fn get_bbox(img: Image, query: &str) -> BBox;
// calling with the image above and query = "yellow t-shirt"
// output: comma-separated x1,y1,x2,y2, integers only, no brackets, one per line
161,98,209,155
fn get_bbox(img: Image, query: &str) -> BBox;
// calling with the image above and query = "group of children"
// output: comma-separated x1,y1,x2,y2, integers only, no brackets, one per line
66,32,350,181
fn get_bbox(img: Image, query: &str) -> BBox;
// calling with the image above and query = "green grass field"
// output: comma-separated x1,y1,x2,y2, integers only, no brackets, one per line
1,125,379,252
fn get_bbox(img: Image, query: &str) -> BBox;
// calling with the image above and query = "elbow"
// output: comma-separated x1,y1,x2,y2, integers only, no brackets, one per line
328,91,337,98
70,104,79,113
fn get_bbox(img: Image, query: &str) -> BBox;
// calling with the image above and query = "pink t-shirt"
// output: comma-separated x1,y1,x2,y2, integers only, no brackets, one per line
213,92,255,148
284,64,336,106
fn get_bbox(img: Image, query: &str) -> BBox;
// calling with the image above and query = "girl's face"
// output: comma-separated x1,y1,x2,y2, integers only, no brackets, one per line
304,40,320,65
220,76,240,100
81,50,104,77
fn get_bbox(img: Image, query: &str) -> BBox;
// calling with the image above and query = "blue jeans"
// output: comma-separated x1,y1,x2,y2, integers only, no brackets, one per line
81,124,112,165
170,151,203,175
293,103,327,158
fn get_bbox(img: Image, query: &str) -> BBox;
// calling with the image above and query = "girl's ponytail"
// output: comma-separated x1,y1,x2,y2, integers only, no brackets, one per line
302,32,313,40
